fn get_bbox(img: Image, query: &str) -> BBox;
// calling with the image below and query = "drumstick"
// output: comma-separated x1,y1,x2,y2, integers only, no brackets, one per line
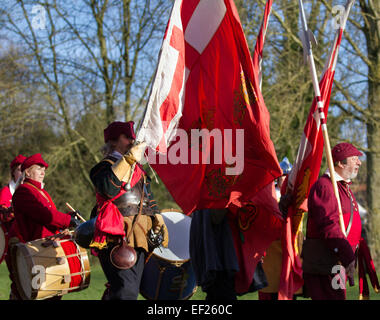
65,202,86,222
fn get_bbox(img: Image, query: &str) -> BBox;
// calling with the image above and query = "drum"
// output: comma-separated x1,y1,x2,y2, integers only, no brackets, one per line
0,222,8,264
11,232,91,300
140,209,197,300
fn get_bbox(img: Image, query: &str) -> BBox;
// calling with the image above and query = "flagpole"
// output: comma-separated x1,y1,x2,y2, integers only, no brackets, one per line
298,0,346,237
253,0,273,89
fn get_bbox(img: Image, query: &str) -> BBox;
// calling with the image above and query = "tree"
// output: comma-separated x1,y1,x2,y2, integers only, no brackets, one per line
0,0,174,216
0,42,48,182
330,0,380,262
237,1,344,162
240,0,380,264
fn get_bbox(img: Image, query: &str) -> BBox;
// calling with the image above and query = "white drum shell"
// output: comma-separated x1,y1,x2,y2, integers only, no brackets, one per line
153,210,191,262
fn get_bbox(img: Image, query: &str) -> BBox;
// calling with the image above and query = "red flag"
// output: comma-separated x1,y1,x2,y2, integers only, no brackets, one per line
229,181,283,294
137,0,281,293
140,0,281,215
226,0,286,294
252,0,272,88
136,0,186,154
278,0,356,300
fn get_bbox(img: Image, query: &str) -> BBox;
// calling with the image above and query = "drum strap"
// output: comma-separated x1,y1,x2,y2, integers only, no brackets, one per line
125,175,145,244
24,182,51,204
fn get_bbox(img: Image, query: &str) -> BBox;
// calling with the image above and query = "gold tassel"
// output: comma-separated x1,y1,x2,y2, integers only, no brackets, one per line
89,240,108,250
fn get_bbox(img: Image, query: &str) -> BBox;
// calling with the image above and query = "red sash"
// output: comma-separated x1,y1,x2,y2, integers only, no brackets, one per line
90,163,145,250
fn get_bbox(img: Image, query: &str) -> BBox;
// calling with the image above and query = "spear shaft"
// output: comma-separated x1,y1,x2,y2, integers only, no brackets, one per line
298,0,346,237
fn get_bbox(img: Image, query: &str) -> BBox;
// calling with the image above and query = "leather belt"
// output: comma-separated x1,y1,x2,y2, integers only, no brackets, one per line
117,204,155,217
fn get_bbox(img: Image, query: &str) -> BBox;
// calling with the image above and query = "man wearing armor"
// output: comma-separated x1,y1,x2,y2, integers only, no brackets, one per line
89,121,168,300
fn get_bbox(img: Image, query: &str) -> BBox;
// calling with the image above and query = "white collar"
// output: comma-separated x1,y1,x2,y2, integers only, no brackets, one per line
109,150,123,160
9,179,17,195
325,168,350,183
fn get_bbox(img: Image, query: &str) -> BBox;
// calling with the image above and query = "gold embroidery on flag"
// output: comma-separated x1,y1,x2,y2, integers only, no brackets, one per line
295,168,311,208
233,71,248,126
292,209,305,256
186,118,202,149
290,168,310,256
205,167,241,198
201,104,216,131
233,71,258,126
238,203,257,231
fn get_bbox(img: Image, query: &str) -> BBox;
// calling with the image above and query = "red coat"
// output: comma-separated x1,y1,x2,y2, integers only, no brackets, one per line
0,184,16,234
305,174,361,300
0,184,12,208
11,178,71,242
307,174,361,264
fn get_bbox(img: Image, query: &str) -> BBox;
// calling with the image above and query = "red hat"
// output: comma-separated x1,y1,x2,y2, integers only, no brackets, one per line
10,154,27,169
104,121,135,142
21,153,49,171
332,143,363,163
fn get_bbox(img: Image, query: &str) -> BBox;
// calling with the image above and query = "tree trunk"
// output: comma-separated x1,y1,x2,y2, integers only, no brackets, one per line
360,0,380,262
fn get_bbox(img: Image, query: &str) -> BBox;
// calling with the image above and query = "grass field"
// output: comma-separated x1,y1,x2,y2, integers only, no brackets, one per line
1,256,379,301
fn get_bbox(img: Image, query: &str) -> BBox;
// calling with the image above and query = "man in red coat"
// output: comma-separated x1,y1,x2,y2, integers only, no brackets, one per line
303,142,363,300
6,153,79,299
11,154,78,242
0,154,26,235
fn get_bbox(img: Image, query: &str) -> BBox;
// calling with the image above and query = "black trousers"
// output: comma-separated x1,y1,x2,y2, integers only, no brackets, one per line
98,245,146,300
204,271,237,300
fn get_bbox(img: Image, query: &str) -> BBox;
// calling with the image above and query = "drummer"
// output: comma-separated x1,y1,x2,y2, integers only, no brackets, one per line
1,155,26,299
7,153,80,299
11,153,80,242
0,154,26,234
89,121,168,300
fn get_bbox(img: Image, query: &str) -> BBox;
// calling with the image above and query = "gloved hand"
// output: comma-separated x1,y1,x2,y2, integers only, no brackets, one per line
149,214,169,248
346,260,355,287
68,210,82,219
125,142,147,163
147,226,164,250
69,216,81,228
0,206,14,222
279,193,293,219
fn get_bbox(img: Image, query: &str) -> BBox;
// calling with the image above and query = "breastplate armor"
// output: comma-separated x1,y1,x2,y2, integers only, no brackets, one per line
112,179,153,216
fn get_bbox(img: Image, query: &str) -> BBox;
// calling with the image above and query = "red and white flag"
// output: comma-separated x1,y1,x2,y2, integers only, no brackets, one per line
136,0,185,153
278,0,356,300
138,0,282,294
138,0,282,216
